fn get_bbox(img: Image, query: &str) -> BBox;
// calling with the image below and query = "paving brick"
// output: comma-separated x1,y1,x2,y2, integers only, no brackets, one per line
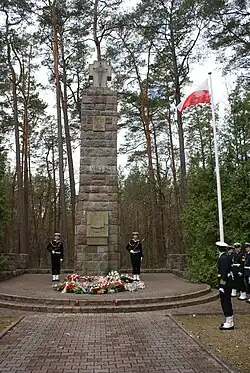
0,313,232,373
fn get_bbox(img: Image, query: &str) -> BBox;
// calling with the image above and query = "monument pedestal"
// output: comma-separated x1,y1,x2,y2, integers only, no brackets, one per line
75,68,119,274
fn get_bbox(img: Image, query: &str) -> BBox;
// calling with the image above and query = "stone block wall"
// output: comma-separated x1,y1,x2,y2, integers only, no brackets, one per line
0,253,28,281
166,254,188,272
0,253,28,271
75,87,119,274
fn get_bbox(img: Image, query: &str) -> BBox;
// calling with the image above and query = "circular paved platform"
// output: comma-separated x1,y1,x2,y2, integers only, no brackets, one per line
0,273,207,300
0,273,218,312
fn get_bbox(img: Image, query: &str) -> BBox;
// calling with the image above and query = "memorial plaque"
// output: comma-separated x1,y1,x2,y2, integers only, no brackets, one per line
93,116,105,132
86,211,108,238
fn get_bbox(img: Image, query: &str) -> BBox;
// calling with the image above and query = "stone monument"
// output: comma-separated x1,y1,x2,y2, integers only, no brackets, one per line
75,60,119,274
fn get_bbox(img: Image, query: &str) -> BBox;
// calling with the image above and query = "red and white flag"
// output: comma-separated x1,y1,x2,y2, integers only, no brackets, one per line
177,80,211,115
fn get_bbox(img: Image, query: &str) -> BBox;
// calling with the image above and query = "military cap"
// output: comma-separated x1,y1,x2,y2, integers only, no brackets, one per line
215,241,229,248
234,242,242,248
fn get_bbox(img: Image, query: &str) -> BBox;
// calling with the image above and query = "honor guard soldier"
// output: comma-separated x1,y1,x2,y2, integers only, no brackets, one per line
47,232,64,282
126,231,143,281
244,242,250,303
216,241,234,330
231,242,247,300
227,245,235,266
227,245,236,295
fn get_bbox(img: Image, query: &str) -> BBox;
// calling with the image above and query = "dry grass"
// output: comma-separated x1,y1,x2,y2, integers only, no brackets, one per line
175,315,250,373
0,316,17,333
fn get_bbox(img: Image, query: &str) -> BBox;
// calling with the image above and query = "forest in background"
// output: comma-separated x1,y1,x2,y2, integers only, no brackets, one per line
0,0,249,285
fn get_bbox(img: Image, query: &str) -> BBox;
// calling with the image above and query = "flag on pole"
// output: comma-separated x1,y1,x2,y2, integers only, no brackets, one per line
177,80,211,115
176,73,225,242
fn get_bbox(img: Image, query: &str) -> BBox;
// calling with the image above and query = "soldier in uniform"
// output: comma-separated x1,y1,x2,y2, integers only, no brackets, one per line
126,231,143,281
231,242,247,300
227,245,236,297
227,245,235,266
47,232,64,281
244,242,250,303
216,241,234,330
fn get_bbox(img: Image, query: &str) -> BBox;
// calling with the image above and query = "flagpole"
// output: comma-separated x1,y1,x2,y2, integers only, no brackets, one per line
208,72,224,242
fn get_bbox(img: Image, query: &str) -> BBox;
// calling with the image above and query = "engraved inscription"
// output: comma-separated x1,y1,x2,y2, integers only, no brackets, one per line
93,116,106,132
86,211,108,238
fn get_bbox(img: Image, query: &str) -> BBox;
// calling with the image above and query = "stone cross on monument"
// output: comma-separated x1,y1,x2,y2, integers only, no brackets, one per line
89,60,112,88
75,60,119,274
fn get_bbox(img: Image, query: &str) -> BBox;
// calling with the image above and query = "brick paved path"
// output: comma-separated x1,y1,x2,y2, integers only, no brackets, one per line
0,312,232,373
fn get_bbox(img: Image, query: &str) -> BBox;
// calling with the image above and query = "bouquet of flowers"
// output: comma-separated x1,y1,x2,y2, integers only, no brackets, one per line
52,271,145,295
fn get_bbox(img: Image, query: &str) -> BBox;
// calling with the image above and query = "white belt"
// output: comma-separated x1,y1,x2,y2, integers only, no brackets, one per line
245,266,250,269
232,264,240,266
218,273,232,278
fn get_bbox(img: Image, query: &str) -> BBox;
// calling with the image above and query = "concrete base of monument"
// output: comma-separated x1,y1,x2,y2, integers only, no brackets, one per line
0,273,219,313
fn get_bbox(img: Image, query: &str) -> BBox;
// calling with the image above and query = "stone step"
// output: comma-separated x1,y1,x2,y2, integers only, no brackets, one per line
0,291,219,313
0,286,211,306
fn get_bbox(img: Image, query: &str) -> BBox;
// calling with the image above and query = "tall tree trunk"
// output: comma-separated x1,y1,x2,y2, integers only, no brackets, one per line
59,30,75,266
140,97,158,265
169,12,187,204
21,47,32,261
23,104,29,256
141,47,159,266
51,136,57,232
51,1,68,263
175,84,187,202
5,17,26,254
167,107,184,253
93,0,101,61
151,118,166,263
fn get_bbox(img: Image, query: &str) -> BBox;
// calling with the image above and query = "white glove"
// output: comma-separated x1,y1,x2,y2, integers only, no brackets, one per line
52,250,55,254
60,258,63,262
141,257,143,261
219,288,225,293
238,272,243,276
130,250,134,254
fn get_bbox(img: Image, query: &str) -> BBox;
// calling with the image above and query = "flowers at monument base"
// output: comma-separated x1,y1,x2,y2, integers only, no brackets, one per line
52,271,145,295
124,281,145,292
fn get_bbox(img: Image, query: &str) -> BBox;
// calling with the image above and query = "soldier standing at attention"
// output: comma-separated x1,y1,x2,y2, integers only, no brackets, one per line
231,242,247,300
47,232,64,282
216,241,234,331
227,245,236,297
244,242,250,303
227,245,235,266
126,232,143,281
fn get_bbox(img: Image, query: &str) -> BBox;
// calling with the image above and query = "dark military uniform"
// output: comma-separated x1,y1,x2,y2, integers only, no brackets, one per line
227,247,236,297
218,252,233,318
216,241,234,330
231,247,246,299
126,235,143,279
47,240,63,280
244,243,250,299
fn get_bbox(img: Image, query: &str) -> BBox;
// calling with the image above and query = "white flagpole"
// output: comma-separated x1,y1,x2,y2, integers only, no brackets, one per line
208,72,224,242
